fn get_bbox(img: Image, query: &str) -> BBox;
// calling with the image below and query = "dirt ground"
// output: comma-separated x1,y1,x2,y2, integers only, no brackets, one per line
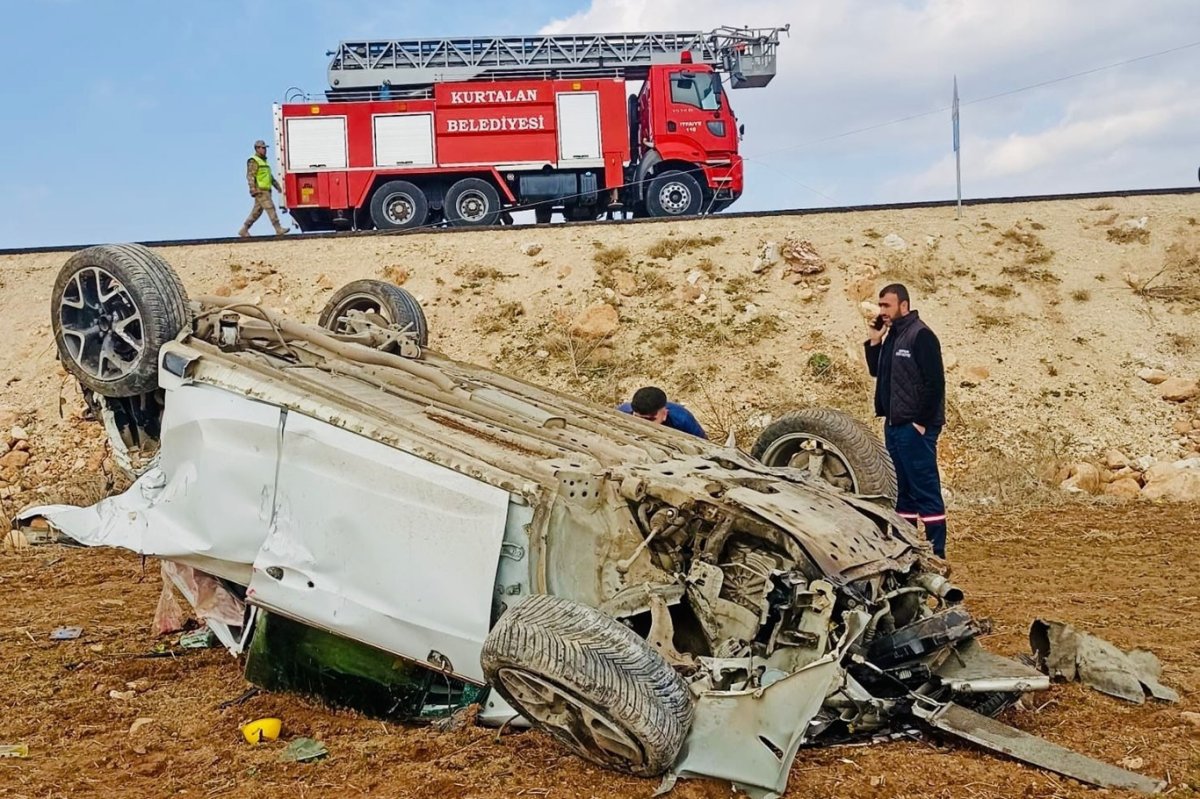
2,504,1197,799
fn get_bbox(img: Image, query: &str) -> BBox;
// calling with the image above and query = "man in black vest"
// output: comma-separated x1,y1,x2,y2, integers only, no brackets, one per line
864,283,948,557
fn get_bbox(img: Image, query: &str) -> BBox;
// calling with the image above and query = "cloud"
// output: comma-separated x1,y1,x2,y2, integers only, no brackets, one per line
540,0,1200,206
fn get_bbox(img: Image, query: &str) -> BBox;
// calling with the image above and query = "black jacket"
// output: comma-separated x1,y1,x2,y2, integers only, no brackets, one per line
864,311,945,427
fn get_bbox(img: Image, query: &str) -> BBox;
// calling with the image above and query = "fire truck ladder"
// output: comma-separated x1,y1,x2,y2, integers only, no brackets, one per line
326,25,789,95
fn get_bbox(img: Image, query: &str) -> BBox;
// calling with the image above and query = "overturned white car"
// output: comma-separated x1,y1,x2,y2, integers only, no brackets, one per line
25,244,1161,797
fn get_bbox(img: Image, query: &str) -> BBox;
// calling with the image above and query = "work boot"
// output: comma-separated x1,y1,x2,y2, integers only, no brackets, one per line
273,225,289,236
238,226,250,238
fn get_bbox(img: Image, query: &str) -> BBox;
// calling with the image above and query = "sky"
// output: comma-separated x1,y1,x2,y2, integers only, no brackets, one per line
1,0,1197,248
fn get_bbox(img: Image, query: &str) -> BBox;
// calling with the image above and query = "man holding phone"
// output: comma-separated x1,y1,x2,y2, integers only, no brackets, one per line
864,283,948,558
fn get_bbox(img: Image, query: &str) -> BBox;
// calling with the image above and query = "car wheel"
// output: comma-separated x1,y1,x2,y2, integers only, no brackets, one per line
481,594,693,777
445,178,501,227
317,279,428,346
369,180,429,231
752,408,897,500
645,170,703,217
51,244,190,397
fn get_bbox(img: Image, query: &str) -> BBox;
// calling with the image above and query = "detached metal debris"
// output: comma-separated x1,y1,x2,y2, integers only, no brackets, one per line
15,244,1176,797
1031,619,1180,704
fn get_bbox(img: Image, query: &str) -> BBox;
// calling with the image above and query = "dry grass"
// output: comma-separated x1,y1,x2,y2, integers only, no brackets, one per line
1069,288,1091,302
1107,225,1150,245
973,308,1005,330
645,234,724,260
1001,262,1060,283
592,245,629,267
723,274,760,305
977,284,1017,299
949,426,1081,507
999,226,1055,266
1128,236,1200,303
475,301,525,334
455,264,510,282
1089,202,1115,211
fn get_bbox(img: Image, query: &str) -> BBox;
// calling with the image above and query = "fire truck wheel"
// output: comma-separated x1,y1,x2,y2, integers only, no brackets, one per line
445,178,502,227
318,279,429,347
51,244,190,398
645,170,703,218
369,181,429,230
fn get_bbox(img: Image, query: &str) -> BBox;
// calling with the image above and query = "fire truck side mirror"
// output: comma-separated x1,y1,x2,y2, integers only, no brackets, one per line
739,123,745,137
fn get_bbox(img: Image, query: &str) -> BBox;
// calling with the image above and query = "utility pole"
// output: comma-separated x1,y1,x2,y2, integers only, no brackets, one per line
953,76,961,220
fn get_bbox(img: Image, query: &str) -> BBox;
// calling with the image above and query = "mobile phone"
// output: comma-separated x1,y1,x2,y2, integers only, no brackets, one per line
871,315,885,330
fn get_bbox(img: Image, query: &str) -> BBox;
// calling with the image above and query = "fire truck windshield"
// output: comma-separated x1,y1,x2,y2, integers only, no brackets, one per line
670,71,721,111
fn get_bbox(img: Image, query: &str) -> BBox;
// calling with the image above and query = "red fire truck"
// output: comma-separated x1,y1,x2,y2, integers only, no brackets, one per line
274,26,787,231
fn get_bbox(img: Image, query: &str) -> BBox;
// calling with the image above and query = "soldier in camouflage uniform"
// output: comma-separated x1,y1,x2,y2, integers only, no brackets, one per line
239,139,288,237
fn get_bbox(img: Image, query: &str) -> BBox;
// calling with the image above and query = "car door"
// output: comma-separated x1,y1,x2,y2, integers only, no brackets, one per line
245,411,511,683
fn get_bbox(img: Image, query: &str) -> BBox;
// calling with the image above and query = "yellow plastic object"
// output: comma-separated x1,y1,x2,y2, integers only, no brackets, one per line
240,718,282,744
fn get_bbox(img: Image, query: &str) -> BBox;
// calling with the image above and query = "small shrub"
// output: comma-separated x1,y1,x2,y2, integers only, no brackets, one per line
808,352,832,377
974,309,1005,330
1070,289,1091,302
1090,202,1115,211
646,234,723,260
1106,226,1150,245
977,284,1016,299
475,301,525,334
593,245,629,266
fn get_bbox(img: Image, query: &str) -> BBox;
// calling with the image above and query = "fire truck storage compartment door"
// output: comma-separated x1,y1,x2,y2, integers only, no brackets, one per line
373,113,435,167
556,92,602,164
285,117,348,170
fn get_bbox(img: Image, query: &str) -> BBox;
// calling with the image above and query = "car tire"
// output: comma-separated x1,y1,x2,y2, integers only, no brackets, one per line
369,180,429,231
752,407,897,500
51,244,190,398
445,178,502,227
317,279,428,346
481,594,693,777
645,169,703,217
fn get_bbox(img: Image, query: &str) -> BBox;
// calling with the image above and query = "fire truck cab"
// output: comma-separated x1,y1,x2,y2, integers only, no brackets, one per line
275,27,787,232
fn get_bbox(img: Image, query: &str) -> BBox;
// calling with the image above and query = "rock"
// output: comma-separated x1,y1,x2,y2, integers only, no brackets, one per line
798,287,815,301
108,690,136,701
1104,478,1142,500
556,265,572,279
9,426,27,442
964,365,991,382
591,346,615,364
1060,462,1101,495
882,233,907,250
1175,420,1195,435
314,274,334,290
1120,756,1145,770
680,284,703,303
1136,368,1169,385
602,287,621,306
780,238,825,275
1182,711,1200,728
1141,461,1200,502
382,265,410,285
742,303,759,319
213,285,232,298
569,304,619,340
1159,377,1199,402
859,301,880,321
0,408,17,430
1122,216,1149,230
535,349,549,359
1134,455,1156,472
521,242,543,257
1105,450,1130,470
943,354,959,371
0,450,30,470
230,275,250,291
1100,469,1115,484
14,441,29,452
129,718,155,736
3,529,30,552
612,271,637,296
752,241,781,273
